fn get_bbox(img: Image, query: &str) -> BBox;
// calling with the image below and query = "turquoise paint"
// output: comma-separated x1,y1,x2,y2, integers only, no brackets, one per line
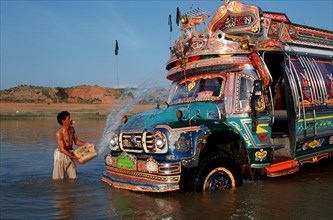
121,102,220,131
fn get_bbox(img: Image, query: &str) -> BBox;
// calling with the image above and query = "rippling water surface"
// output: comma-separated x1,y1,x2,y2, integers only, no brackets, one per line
1,119,333,219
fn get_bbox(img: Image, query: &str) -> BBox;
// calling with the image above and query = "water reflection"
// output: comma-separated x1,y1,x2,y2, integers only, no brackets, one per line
104,190,183,219
53,181,76,219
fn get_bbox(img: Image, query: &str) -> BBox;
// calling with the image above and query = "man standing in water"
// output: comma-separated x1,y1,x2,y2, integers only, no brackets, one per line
53,111,88,180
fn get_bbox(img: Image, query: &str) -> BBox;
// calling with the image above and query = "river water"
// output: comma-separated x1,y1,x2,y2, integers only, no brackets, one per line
1,118,332,220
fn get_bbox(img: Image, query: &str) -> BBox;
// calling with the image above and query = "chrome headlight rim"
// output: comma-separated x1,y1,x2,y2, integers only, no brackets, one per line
154,132,166,149
153,131,167,152
155,136,165,149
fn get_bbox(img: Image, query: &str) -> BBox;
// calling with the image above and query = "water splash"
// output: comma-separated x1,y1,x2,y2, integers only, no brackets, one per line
97,80,168,154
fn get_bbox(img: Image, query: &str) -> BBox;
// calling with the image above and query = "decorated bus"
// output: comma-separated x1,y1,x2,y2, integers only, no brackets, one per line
102,0,333,192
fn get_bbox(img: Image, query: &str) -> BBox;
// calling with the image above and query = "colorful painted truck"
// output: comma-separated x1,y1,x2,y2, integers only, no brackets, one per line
102,0,333,192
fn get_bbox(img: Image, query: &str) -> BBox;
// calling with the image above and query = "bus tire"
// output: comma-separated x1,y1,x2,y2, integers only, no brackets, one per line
190,154,243,192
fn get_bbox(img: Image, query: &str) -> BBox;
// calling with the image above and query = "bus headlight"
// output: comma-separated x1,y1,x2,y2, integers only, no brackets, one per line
154,131,166,150
155,137,165,149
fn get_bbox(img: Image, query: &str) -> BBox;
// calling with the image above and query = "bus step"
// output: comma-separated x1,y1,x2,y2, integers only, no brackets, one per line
271,132,288,138
272,145,284,151
265,160,299,177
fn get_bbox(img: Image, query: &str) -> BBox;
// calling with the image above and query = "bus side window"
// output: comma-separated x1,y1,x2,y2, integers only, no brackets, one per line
237,77,252,112
236,76,266,113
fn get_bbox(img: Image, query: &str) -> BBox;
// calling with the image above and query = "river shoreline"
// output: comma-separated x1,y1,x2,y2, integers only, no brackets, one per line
0,102,155,119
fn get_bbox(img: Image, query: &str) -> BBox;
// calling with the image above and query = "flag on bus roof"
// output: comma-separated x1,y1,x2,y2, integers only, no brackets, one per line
176,7,181,26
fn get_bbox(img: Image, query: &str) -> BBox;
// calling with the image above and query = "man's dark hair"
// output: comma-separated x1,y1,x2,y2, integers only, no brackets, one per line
57,111,70,125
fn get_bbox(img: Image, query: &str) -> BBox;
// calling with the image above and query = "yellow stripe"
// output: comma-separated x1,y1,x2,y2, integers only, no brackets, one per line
298,115,333,122
256,123,269,133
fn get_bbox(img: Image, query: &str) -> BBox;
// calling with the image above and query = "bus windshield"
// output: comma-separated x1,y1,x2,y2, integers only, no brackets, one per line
167,77,223,105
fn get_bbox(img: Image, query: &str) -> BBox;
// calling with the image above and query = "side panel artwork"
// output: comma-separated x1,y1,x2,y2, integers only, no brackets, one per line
286,57,333,158
228,118,271,166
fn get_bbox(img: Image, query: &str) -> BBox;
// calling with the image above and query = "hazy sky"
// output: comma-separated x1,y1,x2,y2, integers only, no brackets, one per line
1,0,332,90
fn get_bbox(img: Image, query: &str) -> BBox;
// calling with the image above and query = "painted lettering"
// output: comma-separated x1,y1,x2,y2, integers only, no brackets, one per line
218,15,254,31
229,121,243,132
243,134,253,147
244,16,252,24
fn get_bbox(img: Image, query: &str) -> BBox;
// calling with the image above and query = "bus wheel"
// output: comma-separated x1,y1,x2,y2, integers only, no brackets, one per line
191,154,242,192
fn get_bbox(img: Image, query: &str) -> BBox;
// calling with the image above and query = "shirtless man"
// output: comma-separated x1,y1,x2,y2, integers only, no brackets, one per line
52,111,87,179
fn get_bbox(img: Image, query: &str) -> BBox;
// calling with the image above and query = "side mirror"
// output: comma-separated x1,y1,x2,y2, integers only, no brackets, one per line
253,80,263,97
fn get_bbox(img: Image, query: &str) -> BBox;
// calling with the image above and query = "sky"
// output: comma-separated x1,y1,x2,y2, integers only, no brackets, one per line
1,0,332,90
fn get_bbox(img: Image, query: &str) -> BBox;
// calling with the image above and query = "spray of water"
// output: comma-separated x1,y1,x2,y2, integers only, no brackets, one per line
97,79,168,154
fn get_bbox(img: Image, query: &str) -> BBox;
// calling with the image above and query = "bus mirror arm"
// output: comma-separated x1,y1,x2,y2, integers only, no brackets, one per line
250,80,263,132
268,86,275,125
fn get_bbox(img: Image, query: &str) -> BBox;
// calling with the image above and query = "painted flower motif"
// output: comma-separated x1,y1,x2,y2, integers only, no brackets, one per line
145,157,158,173
252,25,259,33
309,140,320,148
255,149,267,161
303,138,324,150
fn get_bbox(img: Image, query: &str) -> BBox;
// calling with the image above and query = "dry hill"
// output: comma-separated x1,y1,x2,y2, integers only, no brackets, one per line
0,85,122,104
0,85,167,118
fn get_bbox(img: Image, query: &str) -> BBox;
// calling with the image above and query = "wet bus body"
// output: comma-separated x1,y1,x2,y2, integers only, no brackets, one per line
102,1,333,192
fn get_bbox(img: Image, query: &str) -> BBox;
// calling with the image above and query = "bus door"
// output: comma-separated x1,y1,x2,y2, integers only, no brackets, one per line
262,52,294,160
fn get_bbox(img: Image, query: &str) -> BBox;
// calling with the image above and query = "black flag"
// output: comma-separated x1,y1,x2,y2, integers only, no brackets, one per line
115,40,119,56
168,14,172,32
176,7,181,26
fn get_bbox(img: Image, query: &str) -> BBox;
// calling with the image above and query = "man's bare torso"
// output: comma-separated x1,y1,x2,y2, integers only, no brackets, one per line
57,126,75,151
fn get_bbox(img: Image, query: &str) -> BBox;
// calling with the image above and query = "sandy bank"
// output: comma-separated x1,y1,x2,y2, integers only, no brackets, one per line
0,102,156,119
